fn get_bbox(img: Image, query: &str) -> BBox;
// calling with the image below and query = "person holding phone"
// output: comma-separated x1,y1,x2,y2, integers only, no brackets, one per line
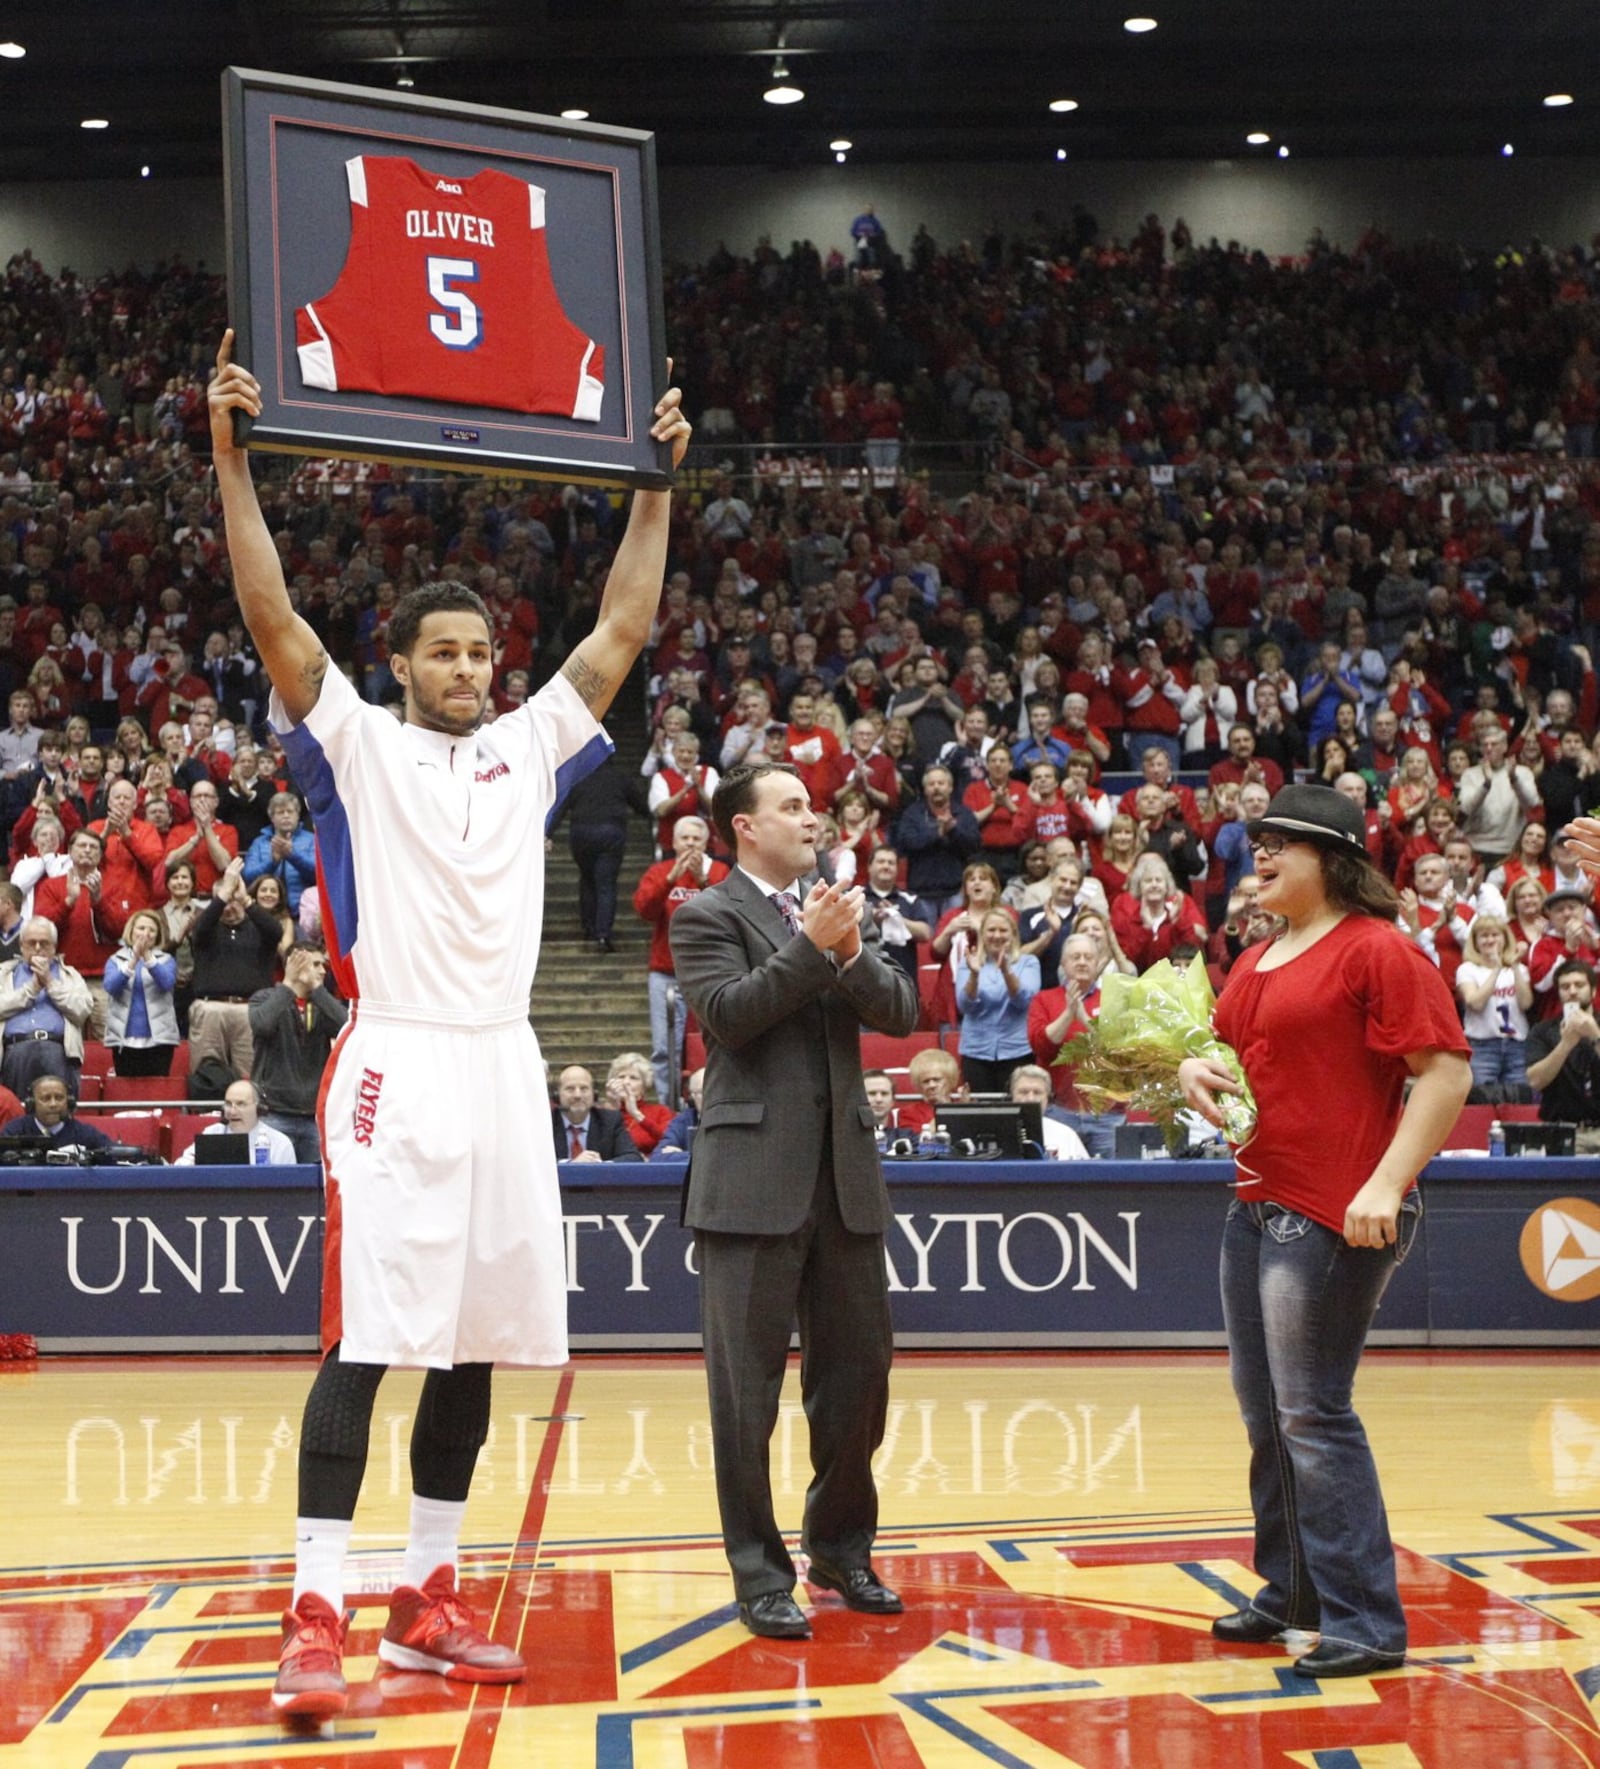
1524,959,1600,1151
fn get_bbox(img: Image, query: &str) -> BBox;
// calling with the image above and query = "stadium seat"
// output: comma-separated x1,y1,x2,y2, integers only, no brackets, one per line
104,1075,188,1104
1448,1103,1541,1152
168,1111,222,1160
103,1112,170,1156
860,1031,942,1070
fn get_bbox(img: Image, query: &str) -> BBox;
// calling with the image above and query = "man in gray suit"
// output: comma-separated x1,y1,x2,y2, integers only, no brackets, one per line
670,761,919,1640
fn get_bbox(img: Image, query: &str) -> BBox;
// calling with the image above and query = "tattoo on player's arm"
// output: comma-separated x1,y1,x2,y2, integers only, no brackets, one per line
300,648,329,696
562,652,610,709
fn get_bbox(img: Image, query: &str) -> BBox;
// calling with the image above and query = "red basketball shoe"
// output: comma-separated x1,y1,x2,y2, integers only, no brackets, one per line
378,1565,525,1683
272,1591,349,1717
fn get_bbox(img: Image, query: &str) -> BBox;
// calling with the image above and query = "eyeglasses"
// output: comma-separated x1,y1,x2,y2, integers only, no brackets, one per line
1248,833,1292,857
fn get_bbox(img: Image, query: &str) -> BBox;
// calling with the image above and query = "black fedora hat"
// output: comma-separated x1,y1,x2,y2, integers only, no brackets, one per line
1244,783,1371,858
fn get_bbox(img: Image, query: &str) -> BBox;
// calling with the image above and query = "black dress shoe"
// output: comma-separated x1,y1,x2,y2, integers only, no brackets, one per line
1292,1641,1404,1678
738,1591,811,1639
1211,1608,1311,1644
596,937,617,953
805,1556,904,1614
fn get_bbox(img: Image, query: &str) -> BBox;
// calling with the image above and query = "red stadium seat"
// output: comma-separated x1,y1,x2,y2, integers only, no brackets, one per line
81,1042,114,1080
104,1112,171,1156
104,1075,187,1104
169,1111,222,1160
860,1031,942,1070
1448,1103,1541,1151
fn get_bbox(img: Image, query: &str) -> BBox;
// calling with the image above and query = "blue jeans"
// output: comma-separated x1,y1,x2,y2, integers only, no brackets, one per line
263,1110,322,1166
1051,1107,1123,1158
648,970,685,1104
1219,1192,1420,1657
1468,1035,1527,1094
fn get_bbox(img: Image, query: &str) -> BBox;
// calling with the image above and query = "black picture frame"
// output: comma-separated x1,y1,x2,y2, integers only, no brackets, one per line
222,67,671,489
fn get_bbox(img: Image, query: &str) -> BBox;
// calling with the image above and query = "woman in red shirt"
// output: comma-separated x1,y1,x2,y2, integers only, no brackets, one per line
1180,787,1470,1679
605,1052,676,1157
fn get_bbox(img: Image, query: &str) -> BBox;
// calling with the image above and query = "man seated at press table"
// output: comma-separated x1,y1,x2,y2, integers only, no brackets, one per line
651,1067,704,1160
175,1078,298,1166
551,1064,644,1163
0,1074,111,1157
1009,1064,1091,1161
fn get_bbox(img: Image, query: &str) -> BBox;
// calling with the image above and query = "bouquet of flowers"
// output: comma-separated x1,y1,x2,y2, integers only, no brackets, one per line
1056,958,1257,1150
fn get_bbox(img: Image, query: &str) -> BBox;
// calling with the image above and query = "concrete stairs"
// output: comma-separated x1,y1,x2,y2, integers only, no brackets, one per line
529,675,660,1090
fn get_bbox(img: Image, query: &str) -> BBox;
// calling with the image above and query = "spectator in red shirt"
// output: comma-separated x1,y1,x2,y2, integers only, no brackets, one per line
603,1051,676,1157
964,742,1033,875
1111,852,1208,972
88,777,163,930
1208,724,1285,799
34,828,119,1030
633,816,729,1101
648,731,718,859
779,691,843,809
162,776,239,896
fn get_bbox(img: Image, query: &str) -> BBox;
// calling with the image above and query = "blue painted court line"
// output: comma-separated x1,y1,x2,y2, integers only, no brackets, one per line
619,1602,742,1673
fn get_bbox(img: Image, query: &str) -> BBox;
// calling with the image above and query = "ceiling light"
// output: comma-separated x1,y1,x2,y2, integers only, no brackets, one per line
1503,142,1515,156
80,118,108,130
1049,98,1079,113
1277,144,1290,158
1544,93,1574,107
1246,131,1270,145
561,108,590,120
763,57,804,104
140,165,150,178
1123,17,1158,33
829,137,852,151
1055,147,1067,161
834,151,846,163
0,42,26,59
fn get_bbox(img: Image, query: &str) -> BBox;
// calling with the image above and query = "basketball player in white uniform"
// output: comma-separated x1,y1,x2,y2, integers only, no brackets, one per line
207,331,690,1719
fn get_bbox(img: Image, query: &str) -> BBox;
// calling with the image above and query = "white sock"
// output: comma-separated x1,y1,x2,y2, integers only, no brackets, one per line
292,1516,352,1613
402,1495,466,1589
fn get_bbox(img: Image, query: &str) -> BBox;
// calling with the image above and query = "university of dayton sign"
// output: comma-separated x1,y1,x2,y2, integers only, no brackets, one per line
4,1162,1599,1348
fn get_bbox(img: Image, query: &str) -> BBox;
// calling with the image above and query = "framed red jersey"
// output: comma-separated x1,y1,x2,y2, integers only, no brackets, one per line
223,67,670,489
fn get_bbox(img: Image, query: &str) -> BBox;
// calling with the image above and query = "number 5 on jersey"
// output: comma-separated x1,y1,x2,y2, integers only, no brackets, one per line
428,257,481,350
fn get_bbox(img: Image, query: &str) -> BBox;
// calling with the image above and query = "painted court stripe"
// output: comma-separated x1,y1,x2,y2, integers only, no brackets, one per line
451,1364,576,1769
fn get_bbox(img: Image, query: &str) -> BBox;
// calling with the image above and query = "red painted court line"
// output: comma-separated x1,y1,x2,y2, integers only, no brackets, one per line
451,1364,577,1769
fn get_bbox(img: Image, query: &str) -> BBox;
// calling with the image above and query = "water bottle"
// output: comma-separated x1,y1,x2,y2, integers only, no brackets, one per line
253,1137,269,1165
1488,1120,1506,1159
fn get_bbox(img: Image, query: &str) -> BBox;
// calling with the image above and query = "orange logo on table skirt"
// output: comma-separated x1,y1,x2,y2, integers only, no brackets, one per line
1520,1197,1600,1302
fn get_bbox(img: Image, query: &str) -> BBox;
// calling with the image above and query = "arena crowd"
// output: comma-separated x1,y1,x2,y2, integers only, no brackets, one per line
0,209,1598,1155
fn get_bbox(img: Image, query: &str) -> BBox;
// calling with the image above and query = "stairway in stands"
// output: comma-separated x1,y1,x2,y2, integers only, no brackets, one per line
529,670,661,1092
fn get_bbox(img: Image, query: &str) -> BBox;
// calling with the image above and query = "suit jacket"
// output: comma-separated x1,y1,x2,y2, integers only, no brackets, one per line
669,868,919,1236
551,1105,644,1163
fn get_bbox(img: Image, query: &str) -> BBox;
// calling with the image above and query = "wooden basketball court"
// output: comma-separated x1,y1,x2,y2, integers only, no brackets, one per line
4,1348,1600,1766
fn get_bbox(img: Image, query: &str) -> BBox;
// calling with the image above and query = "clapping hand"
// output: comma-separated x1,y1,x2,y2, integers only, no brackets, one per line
801,878,865,960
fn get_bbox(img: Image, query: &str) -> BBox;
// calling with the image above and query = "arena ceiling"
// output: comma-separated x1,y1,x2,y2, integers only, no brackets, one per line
3,0,1600,182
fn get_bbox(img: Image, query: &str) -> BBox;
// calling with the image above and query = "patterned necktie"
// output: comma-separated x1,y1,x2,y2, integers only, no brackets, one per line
569,1124,584,1159
774,890,802,940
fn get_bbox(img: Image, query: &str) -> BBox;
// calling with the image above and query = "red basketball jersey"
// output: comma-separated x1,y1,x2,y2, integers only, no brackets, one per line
295,155,605,421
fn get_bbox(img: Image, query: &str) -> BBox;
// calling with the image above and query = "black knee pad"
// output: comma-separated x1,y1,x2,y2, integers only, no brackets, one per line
413,1363,493,1455
299,1344,387,1461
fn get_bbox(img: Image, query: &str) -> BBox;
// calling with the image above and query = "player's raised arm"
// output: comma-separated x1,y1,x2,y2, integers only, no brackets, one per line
207,330,330,726
560,372,692,721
